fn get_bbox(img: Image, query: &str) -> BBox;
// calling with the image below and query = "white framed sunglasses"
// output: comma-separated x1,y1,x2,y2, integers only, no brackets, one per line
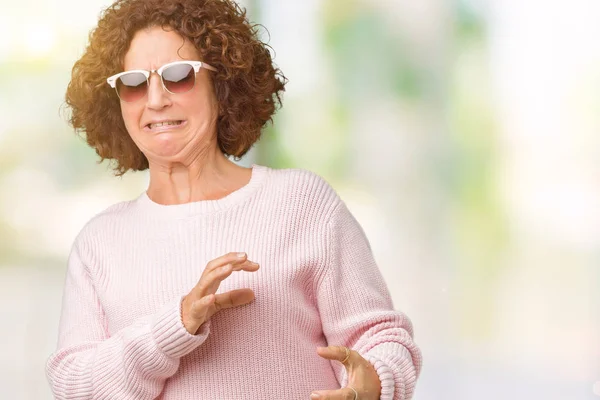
106,60,217,103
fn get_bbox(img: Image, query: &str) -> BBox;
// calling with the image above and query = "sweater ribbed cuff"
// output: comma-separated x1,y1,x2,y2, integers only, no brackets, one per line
338,353,395,400
151,297,211,358
338,343,417,400
363,353,396,400
365,342,418,400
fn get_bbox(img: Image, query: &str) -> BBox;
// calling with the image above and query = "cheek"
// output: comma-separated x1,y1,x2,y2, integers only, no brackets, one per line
120,106,141,136
189,97,219,127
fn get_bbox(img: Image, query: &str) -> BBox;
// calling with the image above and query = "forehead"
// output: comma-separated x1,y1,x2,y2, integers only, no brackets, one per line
123,26,200,70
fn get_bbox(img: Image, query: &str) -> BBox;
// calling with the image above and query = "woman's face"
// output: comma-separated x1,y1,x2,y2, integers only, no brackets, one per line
120,27,219,164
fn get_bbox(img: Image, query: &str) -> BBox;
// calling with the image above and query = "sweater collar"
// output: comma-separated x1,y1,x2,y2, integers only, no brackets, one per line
135,164,267,218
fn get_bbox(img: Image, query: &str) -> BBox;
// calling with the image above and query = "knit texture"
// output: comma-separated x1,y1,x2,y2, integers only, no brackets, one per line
46,164,422,399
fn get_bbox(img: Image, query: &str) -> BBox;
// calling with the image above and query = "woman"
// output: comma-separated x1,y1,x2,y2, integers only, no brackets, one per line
45,0,422,399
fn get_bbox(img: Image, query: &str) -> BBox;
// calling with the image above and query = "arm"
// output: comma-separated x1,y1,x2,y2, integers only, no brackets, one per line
315,201,423,400
45,241,210,400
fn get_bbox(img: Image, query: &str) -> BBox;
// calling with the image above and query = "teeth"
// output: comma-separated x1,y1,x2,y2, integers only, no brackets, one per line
148,120,182,129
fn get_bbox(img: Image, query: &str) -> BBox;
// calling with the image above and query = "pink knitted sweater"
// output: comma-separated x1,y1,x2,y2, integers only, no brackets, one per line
46,165,422,399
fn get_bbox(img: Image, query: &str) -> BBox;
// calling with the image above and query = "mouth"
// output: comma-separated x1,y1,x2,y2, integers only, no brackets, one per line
144,120,185,130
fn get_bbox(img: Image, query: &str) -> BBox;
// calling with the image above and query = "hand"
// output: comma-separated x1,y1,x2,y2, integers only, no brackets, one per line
311,346,381,400
181,252,260,334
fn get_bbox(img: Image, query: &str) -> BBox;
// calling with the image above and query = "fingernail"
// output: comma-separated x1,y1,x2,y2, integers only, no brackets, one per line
236,252,246,258
310,393,320,399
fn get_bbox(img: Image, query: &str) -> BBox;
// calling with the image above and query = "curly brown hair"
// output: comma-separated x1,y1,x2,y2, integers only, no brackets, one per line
66,0,286,175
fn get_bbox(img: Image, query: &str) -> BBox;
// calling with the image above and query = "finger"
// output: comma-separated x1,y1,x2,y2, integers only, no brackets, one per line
197,264,232,295
213,288,255,311
316,346,354,365
217,260,260,274
230,260,260,272
310,388,357,400
204,252,248,274
196,252,256,287
196,260,258,295
208,259,257,281
197,252,247,283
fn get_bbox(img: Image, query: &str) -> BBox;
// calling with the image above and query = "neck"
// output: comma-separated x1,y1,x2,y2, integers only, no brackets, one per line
145,144,250,205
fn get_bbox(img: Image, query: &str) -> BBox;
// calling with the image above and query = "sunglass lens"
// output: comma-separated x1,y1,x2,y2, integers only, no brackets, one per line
162,64,195,93
116,72,147,102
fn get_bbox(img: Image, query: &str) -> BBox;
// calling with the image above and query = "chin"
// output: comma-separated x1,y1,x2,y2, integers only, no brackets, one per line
143,138,186,159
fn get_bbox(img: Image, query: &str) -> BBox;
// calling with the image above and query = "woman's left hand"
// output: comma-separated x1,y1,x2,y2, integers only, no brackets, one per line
310,345,381,400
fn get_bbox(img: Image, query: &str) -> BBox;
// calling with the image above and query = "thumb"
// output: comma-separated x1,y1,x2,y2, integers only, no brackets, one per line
316,345,352,365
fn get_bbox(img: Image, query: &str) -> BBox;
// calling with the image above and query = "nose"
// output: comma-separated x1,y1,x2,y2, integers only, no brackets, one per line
145,72,171,110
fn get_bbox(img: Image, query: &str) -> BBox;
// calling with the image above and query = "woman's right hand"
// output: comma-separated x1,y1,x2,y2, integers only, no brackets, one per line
181,252,260,335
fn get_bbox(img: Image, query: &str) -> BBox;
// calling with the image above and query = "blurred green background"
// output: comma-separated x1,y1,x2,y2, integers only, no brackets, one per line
0,0,599,398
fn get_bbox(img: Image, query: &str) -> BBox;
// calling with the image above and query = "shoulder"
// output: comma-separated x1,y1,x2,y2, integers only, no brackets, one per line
263,166,343,217
265,166,339,200
263,167,366,234
70,198,137,256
